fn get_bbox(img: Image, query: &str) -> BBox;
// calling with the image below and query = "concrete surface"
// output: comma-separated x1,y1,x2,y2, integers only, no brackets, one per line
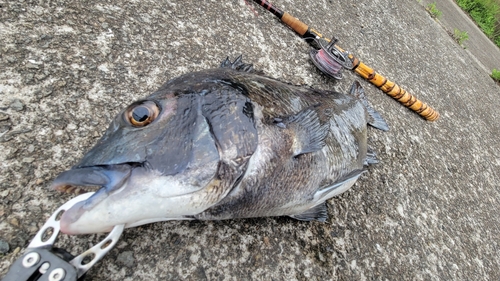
1,0,500,280
421,0,500,73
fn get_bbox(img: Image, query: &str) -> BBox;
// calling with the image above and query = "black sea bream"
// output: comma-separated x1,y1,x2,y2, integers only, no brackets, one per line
52,57,388,234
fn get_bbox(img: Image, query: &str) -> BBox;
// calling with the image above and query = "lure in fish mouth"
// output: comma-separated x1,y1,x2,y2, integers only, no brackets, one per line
51,56,388,235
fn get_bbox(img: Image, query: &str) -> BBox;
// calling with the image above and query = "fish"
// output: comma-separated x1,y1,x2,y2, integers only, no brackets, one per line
51,56,389,234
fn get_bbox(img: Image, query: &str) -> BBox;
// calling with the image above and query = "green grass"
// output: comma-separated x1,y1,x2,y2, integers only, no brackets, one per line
492,68,500,81
426,2,443,19
454,28,470,46
455,0,500,48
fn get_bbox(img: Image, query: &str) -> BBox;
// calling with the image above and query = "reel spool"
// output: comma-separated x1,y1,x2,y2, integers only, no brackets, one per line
310,37,354,80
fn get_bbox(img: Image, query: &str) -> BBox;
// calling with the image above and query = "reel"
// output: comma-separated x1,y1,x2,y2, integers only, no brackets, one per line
310,37,354,80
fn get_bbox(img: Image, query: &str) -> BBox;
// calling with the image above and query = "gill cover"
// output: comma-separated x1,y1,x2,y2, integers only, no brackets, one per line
54,77,259,234
76,83,257,171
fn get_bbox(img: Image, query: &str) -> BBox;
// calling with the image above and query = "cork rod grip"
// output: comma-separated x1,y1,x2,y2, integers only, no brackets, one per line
281,12,309,36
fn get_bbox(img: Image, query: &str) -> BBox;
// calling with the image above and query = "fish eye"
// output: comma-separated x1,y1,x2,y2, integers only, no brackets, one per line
125,101,160,127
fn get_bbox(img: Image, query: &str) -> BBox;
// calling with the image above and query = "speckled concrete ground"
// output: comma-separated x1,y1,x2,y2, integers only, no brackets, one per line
1,0,500,280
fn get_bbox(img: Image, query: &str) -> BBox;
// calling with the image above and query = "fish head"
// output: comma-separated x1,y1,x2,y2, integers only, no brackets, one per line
52,74,258,234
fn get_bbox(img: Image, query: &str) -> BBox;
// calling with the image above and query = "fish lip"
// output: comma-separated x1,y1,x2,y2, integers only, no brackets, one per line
51,163,135,213
52,163,137,234
51,163,138,194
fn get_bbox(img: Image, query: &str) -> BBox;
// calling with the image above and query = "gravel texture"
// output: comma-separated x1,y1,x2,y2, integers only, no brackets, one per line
1,0,499,280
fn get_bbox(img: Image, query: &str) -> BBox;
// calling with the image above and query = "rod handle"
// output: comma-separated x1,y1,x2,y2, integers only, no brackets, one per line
281,12,309,36
355,62,439,121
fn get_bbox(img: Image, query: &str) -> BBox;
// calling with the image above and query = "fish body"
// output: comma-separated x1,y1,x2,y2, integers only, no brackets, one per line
52,57,388,234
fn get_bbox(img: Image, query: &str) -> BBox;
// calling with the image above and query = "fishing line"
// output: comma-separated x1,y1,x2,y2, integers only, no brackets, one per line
244,0,259,17
310,49,343,79
309,37,353,80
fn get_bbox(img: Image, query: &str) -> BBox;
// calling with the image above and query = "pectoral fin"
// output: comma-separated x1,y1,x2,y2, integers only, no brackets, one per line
277,106,329,156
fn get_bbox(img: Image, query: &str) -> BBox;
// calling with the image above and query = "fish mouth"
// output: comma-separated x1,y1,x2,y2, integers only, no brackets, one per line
51,163,136,234
52,164,135,195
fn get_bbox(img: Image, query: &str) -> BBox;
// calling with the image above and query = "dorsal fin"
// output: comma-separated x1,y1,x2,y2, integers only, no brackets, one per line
349,81,389,131
220,55,263,74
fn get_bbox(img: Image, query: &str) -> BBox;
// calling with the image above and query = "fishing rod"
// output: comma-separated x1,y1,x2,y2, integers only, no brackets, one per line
251,0,440,121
